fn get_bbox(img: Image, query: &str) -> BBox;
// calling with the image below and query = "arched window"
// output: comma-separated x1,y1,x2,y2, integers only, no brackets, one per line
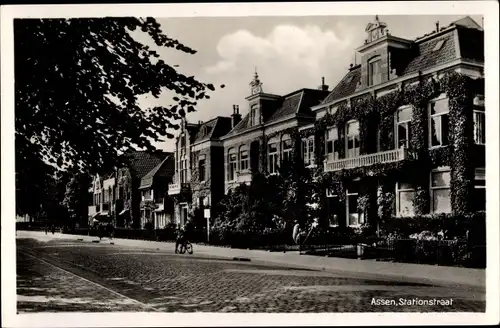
227,148,237,181
249,104,259,127
239,145,249,171
281,135,293,164
268,139,279,174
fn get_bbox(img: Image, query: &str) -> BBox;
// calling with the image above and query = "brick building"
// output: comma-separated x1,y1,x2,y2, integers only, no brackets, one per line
220,72,330,192
168,116,233,226
304,15,485,227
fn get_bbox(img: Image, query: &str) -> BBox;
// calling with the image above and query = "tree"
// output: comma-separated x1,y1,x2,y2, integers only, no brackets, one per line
15,18,222,215
63,173,91,229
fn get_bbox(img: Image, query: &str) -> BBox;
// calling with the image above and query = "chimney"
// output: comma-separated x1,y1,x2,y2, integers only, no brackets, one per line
435,21,439,32
318,77,329,91
231,105,242,128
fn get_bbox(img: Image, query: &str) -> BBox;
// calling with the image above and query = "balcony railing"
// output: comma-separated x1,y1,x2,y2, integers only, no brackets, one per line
168,182,191,195
324,148,408,172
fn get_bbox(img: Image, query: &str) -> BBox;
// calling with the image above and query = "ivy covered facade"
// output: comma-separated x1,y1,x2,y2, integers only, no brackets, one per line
217,16,485,230
167,15,485,233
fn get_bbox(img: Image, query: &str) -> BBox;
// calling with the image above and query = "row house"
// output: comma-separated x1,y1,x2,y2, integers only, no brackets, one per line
306,16,485,227
88,173,115,226
220,72,329,192
138,154,175,229
168,117,233,226
88,150,174,229
166,15,485,230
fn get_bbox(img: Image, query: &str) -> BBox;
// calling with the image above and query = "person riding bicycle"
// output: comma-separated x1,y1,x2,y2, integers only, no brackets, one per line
175,225,186,254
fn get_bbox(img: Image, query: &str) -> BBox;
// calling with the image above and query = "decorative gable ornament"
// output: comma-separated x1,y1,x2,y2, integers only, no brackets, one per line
365,15,388,43
249,69,263,95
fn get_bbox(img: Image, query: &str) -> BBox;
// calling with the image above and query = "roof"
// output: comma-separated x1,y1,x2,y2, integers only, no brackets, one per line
322,16,483,105
192,116,232,143
228,88,328,135
139,154,174,190
402,30,457,75
321,67,361,105
124,150,171,179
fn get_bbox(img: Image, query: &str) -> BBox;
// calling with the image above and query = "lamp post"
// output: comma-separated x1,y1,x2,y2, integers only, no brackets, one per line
204,206,211,243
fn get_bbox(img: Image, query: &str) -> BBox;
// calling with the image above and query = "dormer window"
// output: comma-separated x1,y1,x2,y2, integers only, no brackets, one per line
368,57,381,86
433,39,446,51
249,104,259,127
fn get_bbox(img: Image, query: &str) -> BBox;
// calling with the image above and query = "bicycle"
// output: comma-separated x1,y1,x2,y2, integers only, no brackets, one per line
178,240,193,254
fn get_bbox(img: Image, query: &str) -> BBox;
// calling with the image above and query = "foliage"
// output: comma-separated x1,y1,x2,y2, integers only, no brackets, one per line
15,18,223,216
63,172,91,228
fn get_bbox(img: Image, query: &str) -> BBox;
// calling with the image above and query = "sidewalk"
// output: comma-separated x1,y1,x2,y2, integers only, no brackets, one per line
17,230,486,290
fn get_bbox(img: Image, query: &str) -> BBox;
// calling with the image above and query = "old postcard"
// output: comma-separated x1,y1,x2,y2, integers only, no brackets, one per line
1,1,498,327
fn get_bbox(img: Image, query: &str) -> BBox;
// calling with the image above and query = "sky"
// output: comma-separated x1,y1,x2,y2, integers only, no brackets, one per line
132,15,483,152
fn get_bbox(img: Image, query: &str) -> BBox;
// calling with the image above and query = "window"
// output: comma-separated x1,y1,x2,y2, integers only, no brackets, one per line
326,193,341,227
249,105,259,126
429,96,449,147
474,109,485,145
281,137,293,163
198,155,206,182
268,142,279,174
396,181,415,216
433,39,446,51
227,149,237,181
368,58,381,86
346,183,364,226
239,146,249,171
395,106,412,149
346,121,360,158
326,126,340,161
180,158,188,183
431,169,451,213
302,136,315,166
474,169,486,211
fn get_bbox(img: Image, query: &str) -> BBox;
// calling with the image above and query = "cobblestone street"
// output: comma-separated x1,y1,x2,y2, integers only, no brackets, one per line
16,237,486,313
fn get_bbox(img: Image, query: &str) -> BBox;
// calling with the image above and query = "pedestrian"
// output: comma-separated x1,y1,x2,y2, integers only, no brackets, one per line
51,224,55,235
292,221,306,255
175,226,186,254
44,224,48,235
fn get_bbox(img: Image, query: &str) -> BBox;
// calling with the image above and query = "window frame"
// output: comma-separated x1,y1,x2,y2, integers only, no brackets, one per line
430,167,452,214
346,187,365,227
345,120,360,159
368,57,382,86
325,126,340,161
473,109,485,145
301,136,316,167
227,149,237,181
281,136,293,164
239,146,249,172
198,155,206,182
395,181,415,217
395,105,413,149
428,94,450,149
268,141,279,174
326,193,340,228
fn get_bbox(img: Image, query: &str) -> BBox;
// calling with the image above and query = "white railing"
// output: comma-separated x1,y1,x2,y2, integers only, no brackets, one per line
324,148,408,172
